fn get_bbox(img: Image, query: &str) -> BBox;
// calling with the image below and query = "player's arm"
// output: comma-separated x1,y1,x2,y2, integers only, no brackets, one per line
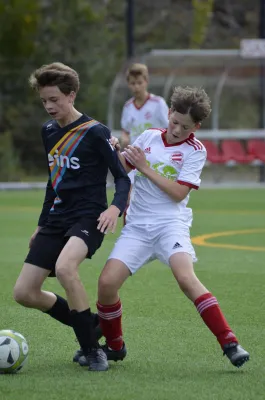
124,145,206,202
94,126,131,233
120,130,130,150
109,136,132,173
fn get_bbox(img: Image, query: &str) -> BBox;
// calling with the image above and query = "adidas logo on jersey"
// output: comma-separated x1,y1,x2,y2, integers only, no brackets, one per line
144,147,151,154
173,242,182,249
48,150,80,170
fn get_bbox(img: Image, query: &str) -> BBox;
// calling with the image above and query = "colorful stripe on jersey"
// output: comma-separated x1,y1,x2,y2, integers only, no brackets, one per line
49,119,99,190
50,196,62,213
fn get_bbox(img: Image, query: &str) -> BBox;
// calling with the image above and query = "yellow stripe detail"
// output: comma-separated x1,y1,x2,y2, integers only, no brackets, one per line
49,120,94,156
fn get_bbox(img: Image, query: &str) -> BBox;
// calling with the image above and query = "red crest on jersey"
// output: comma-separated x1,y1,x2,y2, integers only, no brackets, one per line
170,152,183,164
144,111,152,119
144,147,151,154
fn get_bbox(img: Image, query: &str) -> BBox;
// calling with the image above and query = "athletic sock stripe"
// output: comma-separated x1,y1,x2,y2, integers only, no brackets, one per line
198,301,218,315
196,296,217,310
197,299,218,314
197,298,218,312
98,308,122,320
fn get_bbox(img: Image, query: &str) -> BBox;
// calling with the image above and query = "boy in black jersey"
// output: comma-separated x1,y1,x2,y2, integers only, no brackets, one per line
13,62,130,372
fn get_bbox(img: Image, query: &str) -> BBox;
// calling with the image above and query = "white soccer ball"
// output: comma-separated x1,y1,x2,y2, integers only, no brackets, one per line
0,330,29,374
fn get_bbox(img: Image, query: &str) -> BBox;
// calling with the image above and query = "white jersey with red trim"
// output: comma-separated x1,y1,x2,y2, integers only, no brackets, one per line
121,94,169,143
124,129,206,226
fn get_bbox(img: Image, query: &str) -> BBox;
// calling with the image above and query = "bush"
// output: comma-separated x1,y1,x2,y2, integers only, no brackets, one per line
0,131,25,181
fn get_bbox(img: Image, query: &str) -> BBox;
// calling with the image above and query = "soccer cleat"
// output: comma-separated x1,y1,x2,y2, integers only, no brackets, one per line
223,342,250,368
78,342,127,366
72,313,102,363
85,348,108,372
73,348,83,363
101,342,127,362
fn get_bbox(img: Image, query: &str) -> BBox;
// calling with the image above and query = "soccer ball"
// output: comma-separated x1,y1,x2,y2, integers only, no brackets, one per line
0,330,29,374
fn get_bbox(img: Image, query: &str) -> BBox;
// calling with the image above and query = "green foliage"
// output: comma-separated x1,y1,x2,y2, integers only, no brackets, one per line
0,0,260,176
191,0,214,48
0,131,24,180
0,0,40,58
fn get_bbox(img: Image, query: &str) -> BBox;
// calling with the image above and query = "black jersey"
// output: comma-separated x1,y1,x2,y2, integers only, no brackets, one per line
38,114,130,227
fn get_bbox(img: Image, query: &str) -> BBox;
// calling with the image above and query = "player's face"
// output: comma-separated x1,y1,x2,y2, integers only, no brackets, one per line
39,86,76,121
127,75,148,98
166,110,200,144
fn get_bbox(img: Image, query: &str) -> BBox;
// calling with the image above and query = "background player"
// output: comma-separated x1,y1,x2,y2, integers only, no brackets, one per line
13,62,130,372
120,63,169,222
94,86,249,370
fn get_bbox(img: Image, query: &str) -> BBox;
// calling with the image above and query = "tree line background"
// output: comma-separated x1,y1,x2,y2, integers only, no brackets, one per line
0,0,258,180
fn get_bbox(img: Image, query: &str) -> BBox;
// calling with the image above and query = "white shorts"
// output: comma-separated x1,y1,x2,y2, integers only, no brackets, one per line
108,222,197,274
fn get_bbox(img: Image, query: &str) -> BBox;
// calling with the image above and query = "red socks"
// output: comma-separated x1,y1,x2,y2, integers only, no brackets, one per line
97,293,237,352
97,299,123,351
194,292,238,348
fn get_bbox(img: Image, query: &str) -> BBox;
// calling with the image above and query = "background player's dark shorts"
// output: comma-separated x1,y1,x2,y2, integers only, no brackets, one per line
25,217,104,277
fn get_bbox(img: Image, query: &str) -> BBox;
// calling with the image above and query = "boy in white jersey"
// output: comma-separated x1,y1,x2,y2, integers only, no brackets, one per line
120,63,169,222
121,63,169,149
78,86,250,370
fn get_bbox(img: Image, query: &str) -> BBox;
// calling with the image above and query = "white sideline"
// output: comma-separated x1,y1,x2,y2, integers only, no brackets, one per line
0,181,264,191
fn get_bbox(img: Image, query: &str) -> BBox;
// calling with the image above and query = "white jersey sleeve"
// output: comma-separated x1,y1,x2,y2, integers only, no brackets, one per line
177,149,207,190
156,97,169,128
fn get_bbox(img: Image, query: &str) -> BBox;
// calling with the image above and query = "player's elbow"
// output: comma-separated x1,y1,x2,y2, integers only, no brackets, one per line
171,185,190,202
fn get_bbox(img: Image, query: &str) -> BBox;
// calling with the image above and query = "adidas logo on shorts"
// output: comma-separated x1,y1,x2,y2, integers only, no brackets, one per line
173,242,182,249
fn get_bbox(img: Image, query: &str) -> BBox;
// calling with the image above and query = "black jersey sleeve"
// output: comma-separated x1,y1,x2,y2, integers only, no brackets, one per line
94,125,130,215
37,127,56,226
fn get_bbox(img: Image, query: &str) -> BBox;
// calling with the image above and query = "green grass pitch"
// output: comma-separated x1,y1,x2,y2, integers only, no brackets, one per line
0,188,264,400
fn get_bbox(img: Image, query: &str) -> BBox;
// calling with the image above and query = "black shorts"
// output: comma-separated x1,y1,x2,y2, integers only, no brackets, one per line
24,217,104,277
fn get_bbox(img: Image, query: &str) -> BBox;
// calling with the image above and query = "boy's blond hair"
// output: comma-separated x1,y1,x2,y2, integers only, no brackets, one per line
126,63,149,81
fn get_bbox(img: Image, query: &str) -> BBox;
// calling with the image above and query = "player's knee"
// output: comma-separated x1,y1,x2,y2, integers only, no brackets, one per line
55,261,78,287
13,284,38,307
98,273,117,298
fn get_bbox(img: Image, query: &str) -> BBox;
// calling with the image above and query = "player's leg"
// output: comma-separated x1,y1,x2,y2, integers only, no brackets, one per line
157,225,249,368
57,219,107,371
93,225,153,364
170,253,249,367
14,263,56,309
14,228,73,326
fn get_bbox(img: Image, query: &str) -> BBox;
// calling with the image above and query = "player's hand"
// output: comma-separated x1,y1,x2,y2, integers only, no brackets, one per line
97,205,120,234
29,226,42,248
124,145,147,172
109,136,121,151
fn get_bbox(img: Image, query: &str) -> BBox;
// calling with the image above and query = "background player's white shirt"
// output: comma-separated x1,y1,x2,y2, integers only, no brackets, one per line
121,94,169,142
121,94,169,184
124,129,207,227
